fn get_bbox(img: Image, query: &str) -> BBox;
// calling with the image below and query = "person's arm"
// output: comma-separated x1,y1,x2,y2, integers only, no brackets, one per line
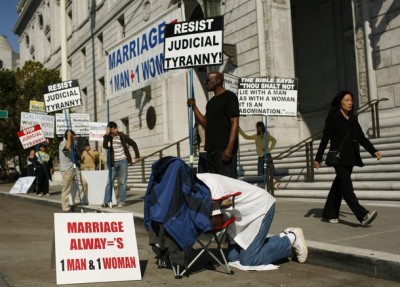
355,121,383,160
314,115,334,169
210,201,223,228
238,127,255,140
187,99,207,128
103,128,110,149
267,132,277,151
223,116,239,161
64,131,73,151
127,136,140,163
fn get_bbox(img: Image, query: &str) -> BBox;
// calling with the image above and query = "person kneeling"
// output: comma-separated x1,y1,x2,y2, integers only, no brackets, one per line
198,173,308,265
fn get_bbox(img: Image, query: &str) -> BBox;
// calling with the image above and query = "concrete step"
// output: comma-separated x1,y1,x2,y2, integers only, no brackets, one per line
279,172,400,182
126,134,400,201
280,181,400,190
274,189,400,200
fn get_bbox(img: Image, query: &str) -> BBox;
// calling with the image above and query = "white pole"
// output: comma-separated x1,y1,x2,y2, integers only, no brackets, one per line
60,0,70,123
256,0,267,77
60,0,68,81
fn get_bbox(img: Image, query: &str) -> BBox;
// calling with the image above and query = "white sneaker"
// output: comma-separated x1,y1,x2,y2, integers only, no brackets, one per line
284,227,308,263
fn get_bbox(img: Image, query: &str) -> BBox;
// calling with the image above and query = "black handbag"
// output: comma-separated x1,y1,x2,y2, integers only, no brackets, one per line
325,128,351,166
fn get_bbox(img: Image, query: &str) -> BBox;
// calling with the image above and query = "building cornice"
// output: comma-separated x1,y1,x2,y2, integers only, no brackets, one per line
13,0,42,35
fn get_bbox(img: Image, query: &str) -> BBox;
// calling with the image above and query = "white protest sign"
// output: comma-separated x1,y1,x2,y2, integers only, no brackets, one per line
106,5,184,98
224,73,238,95
43,80,82,113
20,112,55,138
89,122,107,142
54,213,141,285
238,77,298,116
164,16,224,70
9,177,36,194
56,113,90,136
17,125,46,149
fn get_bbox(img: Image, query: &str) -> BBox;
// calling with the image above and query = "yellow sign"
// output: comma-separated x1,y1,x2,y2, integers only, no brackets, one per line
29,100,47,114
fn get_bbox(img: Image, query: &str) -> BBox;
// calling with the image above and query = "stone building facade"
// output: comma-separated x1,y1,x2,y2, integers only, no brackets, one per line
13,0,400,156
0,35,19,70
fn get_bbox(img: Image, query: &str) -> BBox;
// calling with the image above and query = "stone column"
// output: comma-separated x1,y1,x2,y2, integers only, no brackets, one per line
352,0,377,104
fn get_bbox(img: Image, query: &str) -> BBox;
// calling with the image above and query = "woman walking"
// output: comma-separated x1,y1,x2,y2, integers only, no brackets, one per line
314,91,382,226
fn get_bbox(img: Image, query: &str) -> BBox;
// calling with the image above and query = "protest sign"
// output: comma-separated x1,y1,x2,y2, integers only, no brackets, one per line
9,177,36,194
20,112,55,138
164,16,224,70
17,125,46,149
54,213,141,285
29,100,47,114
56,113,90,136
106,5,184,98
89,122,107,142
43,80,82,113
224,73,238,95
238,77,298,116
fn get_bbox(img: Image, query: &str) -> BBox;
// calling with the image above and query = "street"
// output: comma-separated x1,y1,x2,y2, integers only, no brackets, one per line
0,194,399,287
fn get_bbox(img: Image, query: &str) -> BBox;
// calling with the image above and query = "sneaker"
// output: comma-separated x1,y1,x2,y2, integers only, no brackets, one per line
38,193,43,197
361,211,377,227
100,203,108,208
117,202,126,208
329,218,339,223
284,227,308,263
45,193,50,197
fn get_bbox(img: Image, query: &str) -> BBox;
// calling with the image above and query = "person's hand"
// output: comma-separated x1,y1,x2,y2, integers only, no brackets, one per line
187,98,196,107
132,157,141,164
222,148,233,162
313,161,320,169
105,127,110,135
374,151,382,160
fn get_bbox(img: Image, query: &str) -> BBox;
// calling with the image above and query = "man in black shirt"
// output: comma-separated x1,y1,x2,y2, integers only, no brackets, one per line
187,71,239,178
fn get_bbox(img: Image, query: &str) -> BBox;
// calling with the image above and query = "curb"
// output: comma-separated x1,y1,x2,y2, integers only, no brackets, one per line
307,241,400,282
1,191,399,283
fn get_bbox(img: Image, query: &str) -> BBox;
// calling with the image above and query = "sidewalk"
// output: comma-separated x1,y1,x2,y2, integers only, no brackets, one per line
1,182,400,282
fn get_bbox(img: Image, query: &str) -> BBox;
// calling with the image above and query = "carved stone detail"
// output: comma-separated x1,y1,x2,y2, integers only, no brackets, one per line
352,0,368,104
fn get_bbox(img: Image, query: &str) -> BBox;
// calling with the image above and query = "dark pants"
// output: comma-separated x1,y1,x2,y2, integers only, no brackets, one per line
36,165,49,195
197,152,207,173
27,164,36,193
257,153,275,176
323,166,368,222
206,151,237,179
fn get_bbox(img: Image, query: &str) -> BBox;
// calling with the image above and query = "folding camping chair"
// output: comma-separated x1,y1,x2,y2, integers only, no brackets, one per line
169,191,241,279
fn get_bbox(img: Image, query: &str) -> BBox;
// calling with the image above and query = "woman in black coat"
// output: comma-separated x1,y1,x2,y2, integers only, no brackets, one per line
314,91,382,226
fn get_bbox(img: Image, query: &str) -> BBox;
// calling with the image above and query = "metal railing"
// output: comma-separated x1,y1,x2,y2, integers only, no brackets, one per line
274,98,388,182
133,98,388,184
136,136,189,183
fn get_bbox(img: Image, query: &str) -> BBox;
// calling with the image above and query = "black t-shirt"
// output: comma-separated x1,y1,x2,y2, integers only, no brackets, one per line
205,90,240,152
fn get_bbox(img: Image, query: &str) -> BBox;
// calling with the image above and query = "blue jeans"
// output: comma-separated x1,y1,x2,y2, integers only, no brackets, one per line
227,204,292,265
103,159,128,204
